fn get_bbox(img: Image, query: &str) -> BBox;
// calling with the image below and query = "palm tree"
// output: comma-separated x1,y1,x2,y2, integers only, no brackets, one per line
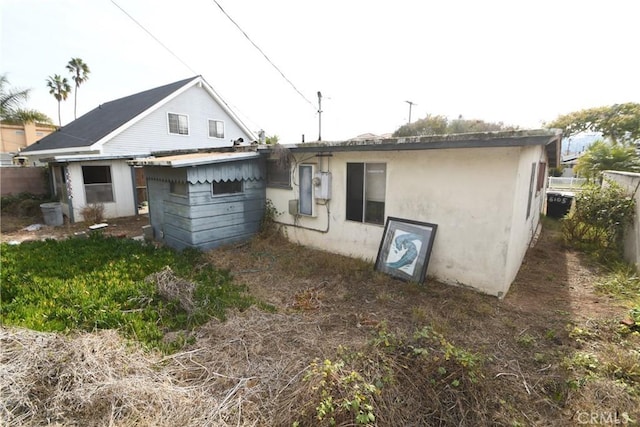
66,58,90,119
46,74,71,126
0,74,30,120
0,74,53,124
576,140,640,181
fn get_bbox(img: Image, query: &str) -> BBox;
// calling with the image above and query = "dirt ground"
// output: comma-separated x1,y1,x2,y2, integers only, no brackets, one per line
0,213,150,243
1,214,637,425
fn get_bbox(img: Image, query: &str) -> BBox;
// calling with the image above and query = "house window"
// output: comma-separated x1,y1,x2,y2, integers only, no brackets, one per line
536,162,547,192
526,162,536,219
82,165,114,203
208,120,224,138
299,164,314,216
168,113,189,135
212,180,243,195
346,163,386,225
170,181,188,196
266,159,291,188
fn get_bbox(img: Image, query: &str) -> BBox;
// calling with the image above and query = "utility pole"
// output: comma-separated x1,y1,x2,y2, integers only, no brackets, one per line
317,91,322,141
405,100,416,123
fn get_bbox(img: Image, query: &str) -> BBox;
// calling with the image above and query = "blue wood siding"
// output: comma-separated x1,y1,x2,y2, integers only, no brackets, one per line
144,158,266,251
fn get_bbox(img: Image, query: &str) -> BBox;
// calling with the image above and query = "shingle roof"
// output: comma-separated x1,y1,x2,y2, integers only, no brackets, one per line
22,76,200,153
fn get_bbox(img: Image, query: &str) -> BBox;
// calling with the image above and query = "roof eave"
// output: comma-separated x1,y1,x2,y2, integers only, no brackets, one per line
259,130,562,154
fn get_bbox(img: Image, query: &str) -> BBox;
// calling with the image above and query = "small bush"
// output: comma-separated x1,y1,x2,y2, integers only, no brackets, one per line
1,192,52,215
80,203,105,223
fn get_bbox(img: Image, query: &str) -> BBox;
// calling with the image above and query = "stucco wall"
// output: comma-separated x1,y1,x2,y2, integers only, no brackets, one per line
266,145,547,296
63,160,136,222
504,145,548,289
603,171,640,270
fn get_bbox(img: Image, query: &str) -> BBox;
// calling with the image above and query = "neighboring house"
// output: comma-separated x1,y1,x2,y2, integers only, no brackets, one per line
19,76,256,222
131,150,265,251
560,152,581,177
259,129,561,297
0,122,56,166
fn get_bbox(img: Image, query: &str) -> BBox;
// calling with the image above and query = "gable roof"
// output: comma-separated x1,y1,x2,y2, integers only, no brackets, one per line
22,76,255,155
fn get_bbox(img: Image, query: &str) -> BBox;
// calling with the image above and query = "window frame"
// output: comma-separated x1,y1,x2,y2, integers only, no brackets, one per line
211,179,243,196
346,162,386,225
167,112,189,136
266,158,292,188
170,181,188,197
82,165,114,204
208,119,225,139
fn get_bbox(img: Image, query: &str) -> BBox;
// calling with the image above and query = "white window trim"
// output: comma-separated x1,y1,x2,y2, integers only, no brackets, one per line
167,112,190,136
207,119,225,139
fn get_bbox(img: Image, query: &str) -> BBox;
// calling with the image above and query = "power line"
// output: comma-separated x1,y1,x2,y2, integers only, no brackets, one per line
210,0,317,110
110,0,199,76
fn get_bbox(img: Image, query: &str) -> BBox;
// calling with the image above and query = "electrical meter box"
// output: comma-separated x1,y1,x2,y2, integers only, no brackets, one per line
314,171,332,200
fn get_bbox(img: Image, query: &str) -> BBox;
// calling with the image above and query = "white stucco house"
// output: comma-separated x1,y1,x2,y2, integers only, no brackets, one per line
260,129,561,297
20,76,255,222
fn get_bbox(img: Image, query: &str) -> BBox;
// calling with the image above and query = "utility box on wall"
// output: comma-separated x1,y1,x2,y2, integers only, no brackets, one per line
315,171,332,200
288,199,299,215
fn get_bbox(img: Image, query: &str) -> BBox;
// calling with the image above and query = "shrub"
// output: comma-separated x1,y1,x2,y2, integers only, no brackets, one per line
562,181,635,258
1,192,52,215
80,203,105,223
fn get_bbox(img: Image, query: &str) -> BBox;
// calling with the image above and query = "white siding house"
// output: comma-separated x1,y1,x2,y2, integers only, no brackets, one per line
261,130,561,297
21,76,255,223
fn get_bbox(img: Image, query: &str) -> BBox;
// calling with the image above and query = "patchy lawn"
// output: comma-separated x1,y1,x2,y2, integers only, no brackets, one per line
1,216,638,426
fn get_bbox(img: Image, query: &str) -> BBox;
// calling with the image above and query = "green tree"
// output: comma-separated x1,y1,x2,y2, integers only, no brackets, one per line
546,103,640,144
575,139,640,181
265,134,279,145
393,114,515,137
393,114,448,137
0,74,52,124
66,57,90,120
46,74,71,126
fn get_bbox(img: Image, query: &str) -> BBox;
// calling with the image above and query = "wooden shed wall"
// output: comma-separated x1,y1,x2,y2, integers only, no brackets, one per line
163,179,265,250
145,159,266,251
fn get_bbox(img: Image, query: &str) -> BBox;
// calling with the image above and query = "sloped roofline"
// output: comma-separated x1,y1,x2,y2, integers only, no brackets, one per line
88,76,256,151
22,76,256,156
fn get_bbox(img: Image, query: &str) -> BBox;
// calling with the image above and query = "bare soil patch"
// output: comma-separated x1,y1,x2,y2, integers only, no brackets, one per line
2,215,638,426
0,213,149,244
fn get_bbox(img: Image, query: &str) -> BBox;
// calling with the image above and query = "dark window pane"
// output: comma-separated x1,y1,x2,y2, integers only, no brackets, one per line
365,201,385,225
212,180,243,195
346,163,364,222
267,159,290,188
82,166,111,184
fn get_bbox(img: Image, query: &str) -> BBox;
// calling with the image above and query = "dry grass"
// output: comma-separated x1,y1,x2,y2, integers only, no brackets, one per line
147,266,197,314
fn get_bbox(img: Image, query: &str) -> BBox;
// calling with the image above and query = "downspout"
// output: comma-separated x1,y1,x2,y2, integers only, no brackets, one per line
130,165,139,216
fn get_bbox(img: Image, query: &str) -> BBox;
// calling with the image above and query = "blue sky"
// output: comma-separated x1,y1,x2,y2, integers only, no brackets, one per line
2,0,639,143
